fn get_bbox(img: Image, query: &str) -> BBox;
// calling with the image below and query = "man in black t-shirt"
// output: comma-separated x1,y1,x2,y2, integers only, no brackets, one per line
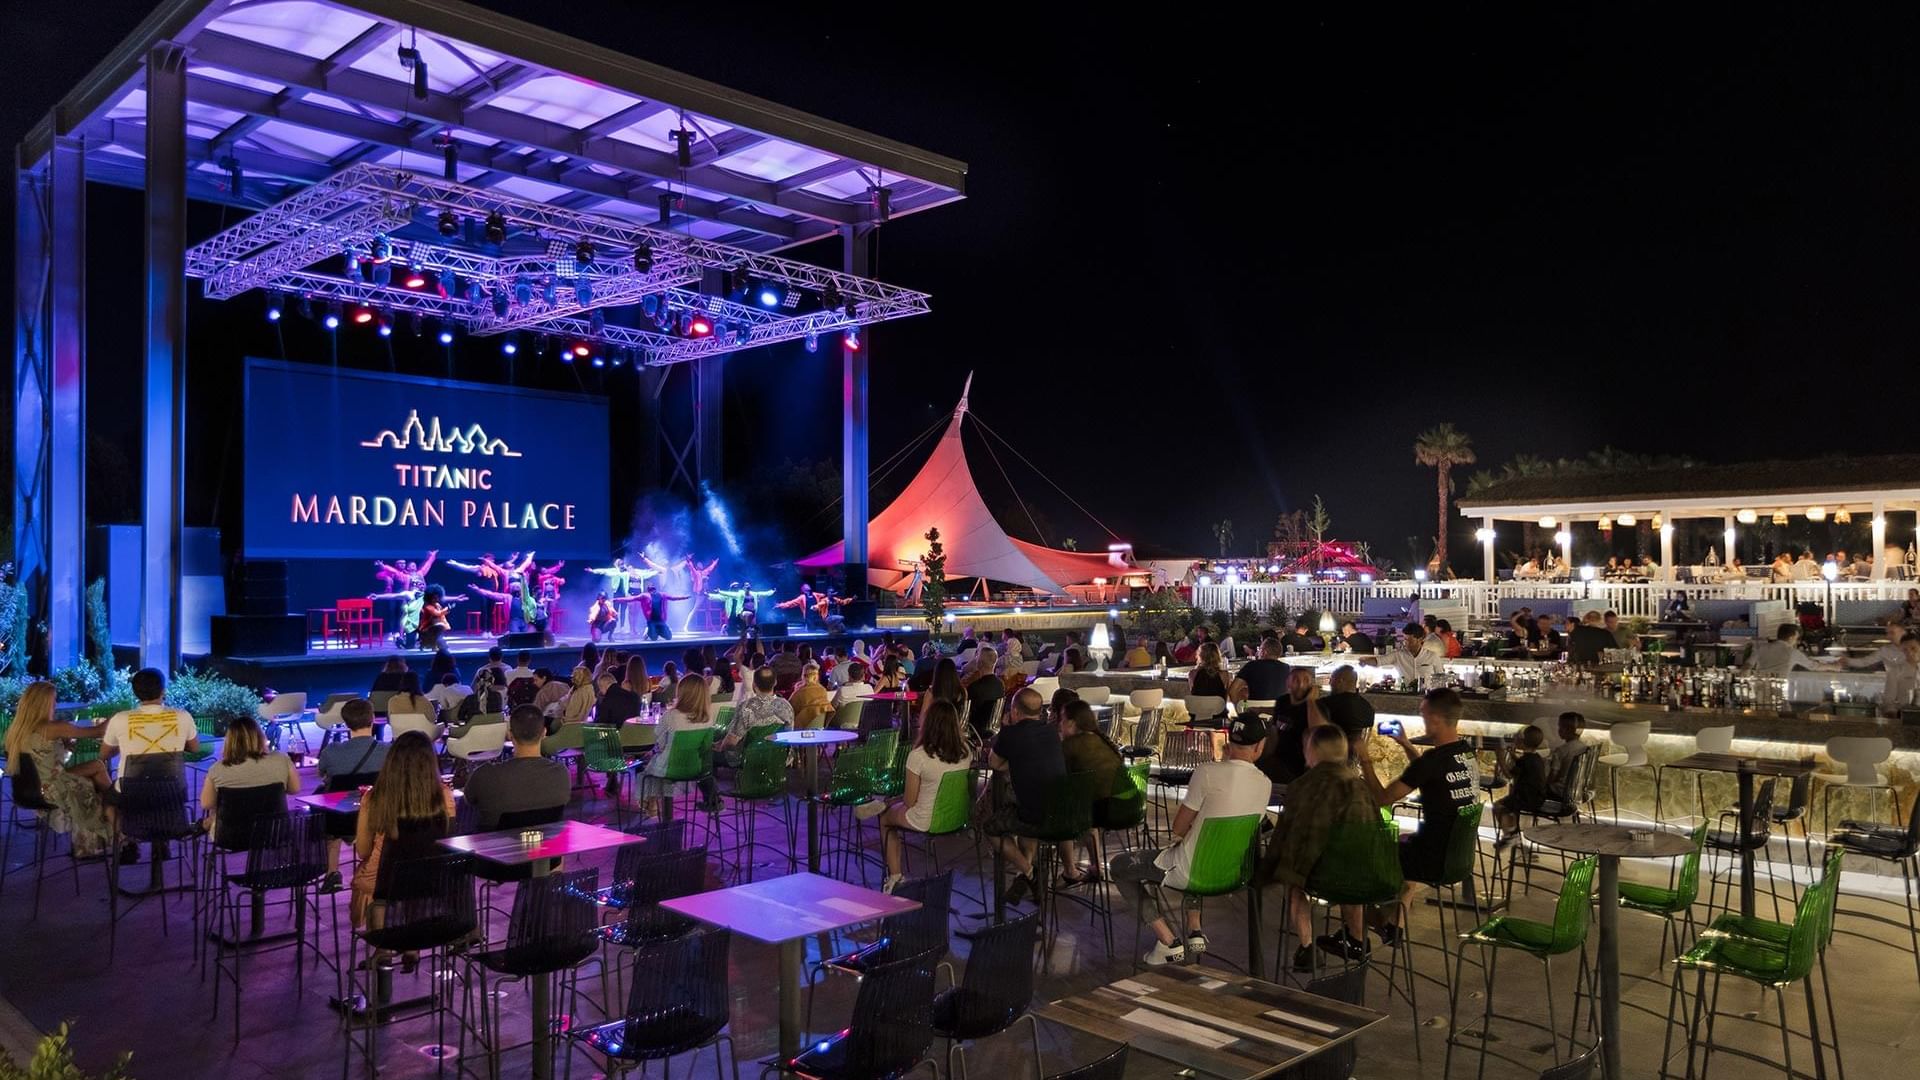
1351,687,1477,952
1256,665,1315,783
1337,622,1376,656
1229,638,1291,704
1317,665,1375,746
985,688,1066,903
1566,610,1617,664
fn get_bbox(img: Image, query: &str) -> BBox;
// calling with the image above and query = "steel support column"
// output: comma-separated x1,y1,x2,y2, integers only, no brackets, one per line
840,224,874,599
12,133,87,673
694,354,724,488
141,43,189,672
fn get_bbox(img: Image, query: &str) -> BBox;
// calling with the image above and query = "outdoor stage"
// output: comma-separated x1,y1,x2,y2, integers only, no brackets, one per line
188,624,928,701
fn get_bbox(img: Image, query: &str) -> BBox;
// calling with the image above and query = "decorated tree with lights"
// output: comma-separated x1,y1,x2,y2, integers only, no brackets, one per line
920,527,948,636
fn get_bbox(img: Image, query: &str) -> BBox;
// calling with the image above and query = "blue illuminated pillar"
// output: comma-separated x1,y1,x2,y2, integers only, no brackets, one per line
840,225,872,600
12,131,87,672
141,43,188,671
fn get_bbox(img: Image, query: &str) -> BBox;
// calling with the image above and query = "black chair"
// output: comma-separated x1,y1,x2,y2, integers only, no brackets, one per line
782,944,942,1079
1830,793,1920,988
1769,773,1814,900
1705,778,1784,924
211,810,333,1042
590,846,709,1010
460,868,600,1080
1537,1040,1601,1079
194,781,287,967
1273,965,1365,1080
934,910,1042,1079
1,755,88,918
810,871,953,1028
565,925,737,1079
1041,1044,1128,1080
344,852,479,1080
472,803,568,934
110,773,200,959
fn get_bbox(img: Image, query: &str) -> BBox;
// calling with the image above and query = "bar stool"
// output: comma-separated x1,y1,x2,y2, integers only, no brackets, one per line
1122,690,1164,757
1661,723,1737,825
1814,735,1896,833
1595,720,1654,823
1076,685,1112,708
1703,778,1785,925
1829,794,1920,988
459,868,600,1080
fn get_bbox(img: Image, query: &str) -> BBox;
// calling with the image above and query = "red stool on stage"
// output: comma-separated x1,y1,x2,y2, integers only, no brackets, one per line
465,610,486,635
490,602,507,636
546,606,565,636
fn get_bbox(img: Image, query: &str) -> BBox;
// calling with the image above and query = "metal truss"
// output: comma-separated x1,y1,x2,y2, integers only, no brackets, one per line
184,163,930,363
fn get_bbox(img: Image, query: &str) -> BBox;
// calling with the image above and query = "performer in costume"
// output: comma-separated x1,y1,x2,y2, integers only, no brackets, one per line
376,550,437,591
777,583,824,630
369,582,464,649
641,583,692,641
470,577,547,636
903,558,925,605
535,560,566,602
419,585,461,649
586,557,657,636
682,555,720,633
712,582,776,634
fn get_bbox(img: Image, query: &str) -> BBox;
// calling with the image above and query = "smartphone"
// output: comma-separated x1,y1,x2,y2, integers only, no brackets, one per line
1376,719,1404,737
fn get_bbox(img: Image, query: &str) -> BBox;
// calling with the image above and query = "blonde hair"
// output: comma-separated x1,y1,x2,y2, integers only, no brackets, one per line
220,715,269,766
1198,642,1223,671
4,682,56,776
673,673,713,722
570,664,592,689
969,645,999,675
801,661,821,683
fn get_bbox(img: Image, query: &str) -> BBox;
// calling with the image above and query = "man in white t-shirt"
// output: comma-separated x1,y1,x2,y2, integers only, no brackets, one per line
830,660,875,708
505,650,536,684
427,673,472,715
1109,711,1272,965
101,668,200,789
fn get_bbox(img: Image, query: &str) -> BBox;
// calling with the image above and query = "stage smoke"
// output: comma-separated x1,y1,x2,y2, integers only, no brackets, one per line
700,481,744,558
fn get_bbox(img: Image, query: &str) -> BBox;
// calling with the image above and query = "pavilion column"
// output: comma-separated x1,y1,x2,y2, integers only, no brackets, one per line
12,130,87,673
840,223,874,601
1872,503,1887,581
1660,512,1676,583
1723,514,1736,567
1559,525,1573,576
1480,517,1495,585
141,43,188,672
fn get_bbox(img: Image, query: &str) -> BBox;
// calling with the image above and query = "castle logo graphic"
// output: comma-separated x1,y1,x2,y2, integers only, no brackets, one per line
360,410,523,457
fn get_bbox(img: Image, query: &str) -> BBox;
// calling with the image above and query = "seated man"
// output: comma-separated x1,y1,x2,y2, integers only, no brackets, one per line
981,688,1065,903
1492,724,1549,854
1109,712,1272,965
831,660,875,707
462,705,571,831
1544,711,1588,802
1353,688,1477,954
715,667,793,768
1258,725,1380,971
315,698,389,891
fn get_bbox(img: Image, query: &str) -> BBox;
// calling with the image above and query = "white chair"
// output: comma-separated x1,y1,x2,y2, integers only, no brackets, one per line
1077,685,1112,707
1124,689,1165,754
1597,720,1653,822
313,698,354,755
445,715,507,764
1017,660,1041,677
1664,724,1737,824
255,692,308,758
1029,676,1060,702
1183,695,1227,724
387,713,438,743
831,700,865,731
1816,735,1897,830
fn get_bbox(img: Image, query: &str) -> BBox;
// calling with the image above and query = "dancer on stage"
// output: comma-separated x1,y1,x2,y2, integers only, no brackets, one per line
468,577,548,635
368,582,465,649
640,582,692,641
419,585,461,649
903,557,925,605
447,551,532,590
535,560,567,602
778,582,829,630
377,550,437,591
711,582,776,635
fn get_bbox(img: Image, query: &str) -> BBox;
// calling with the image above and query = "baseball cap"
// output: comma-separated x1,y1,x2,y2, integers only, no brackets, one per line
1227,712,1268,747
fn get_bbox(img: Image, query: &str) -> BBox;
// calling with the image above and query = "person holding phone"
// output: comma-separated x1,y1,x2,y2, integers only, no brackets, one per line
1351,688,1477,954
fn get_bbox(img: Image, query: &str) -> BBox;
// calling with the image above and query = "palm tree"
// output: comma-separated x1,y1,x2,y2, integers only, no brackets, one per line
1213,519,1235,557
1413,424,1477,571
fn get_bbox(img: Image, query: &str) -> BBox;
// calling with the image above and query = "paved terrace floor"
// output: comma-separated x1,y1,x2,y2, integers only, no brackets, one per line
1,759,1916,1079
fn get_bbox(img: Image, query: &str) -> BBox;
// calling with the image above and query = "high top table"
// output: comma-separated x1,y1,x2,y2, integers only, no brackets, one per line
1527,822,1694,1080
767,729,859,872
1664,752,1815,918
440,820,644,1080
661,872,919,1061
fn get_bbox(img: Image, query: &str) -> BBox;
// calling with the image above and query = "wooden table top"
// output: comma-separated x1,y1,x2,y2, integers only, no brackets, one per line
767,729,858,747
660,872,919,945
1666,751,1817,777
1528,822,1696,858
1034,966,1387,1079
439,819,640,866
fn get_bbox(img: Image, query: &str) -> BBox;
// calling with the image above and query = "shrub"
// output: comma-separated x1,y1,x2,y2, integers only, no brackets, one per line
0,579,27,676
84,579,112,678
0,1024,131,1080
165,668,262,733
50,665,102,705
0,675,24,719
93,668,135,714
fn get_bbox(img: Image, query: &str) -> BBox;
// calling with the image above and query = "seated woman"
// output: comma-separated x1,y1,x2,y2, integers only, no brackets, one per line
642,675,722,814
788,662,833,730
3,681,113,858
1057,698,1125,883
199,716,301,823
1188,642,1231,709
1258,725,1380,971
864,699,975,894
385,671,435,725
352,731,458,941
453,670,506,727
557,665,597,731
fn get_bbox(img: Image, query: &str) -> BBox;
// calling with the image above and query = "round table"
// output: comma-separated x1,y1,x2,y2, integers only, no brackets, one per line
769,729,860,873
1527,823,1695,1080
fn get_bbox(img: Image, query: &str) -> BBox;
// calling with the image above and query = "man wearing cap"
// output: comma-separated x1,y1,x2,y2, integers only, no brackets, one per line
1109,710,1273,966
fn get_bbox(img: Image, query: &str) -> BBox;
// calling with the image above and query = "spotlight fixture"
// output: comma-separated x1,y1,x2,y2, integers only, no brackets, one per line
220,152,243,199
542,279,558,306
672,127,693,168
265,293,283,321
403,267,428,289
632,244,652,272
641,295,660,317
323,303,341,330
370,260,391,287
591,355,606,368
757,285,782,308
687,315,712,338
870,185,891,222
821,281,842,311
344,256,363,284
369,234,392,262
574,239,596,265
575,280,593,305
589,309,606,335
657,192,674,225
803,332,818,353
438,326,455,346
483,211,506,245
376,313,393,338
513,278,532,306
843,326,861,351
398,40,428,101
501,339,517,356
572,343,591,358
437,210,458,237
351,305,375,325
492,287,510,317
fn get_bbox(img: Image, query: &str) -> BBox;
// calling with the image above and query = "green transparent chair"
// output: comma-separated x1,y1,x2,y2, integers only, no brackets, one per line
817,742,885,885
1024,771,1111,956
640,726,721,850
582,725,642,827
1404,805,1485,999
1620,822,1709,966
1663,854,1834,1080
1446,854,1598,1080
1302,813,1419,1059
725,739,795,882
899,768,989,914
1127,812,1262,972
867,730,907,800
742,723,784,748
1090,764,1148,880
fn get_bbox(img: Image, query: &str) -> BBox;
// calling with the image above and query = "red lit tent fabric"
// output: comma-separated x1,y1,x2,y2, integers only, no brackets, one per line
797,379,1126,594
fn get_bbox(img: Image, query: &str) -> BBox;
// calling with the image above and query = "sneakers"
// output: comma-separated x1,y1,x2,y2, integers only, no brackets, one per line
854,799,888,820
881,873,903,895
1316,929,1371,962
1186,932,1209,958
318,871,345,894
1142,938,1187,966
1291,945,1316,973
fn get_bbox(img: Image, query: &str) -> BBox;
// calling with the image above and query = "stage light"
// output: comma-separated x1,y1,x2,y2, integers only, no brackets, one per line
572,343,591,358
323,304,340,330
398,42,429,101
575,240,596,265
403,267,428,289
542,279,558,307
804,332,818,353
492,288,510,317
265,293,282,321
370,261,391,287
437,210,458,237
438,327,455,345
591,355,606,368
465,280,484,305
351,305,375,325
843,327,860,351
757,285,782,308
589,309,606,335
376,314,393,338
641,295,660,317
673,128,693,168
484,211,506,245
370,233,392,262
501,340,517,356
633,244,652,272
822,281,842,311
575,281,593,305
688,316,712,337
1736,508,1758,524
345,256,363,283
514,278,532,306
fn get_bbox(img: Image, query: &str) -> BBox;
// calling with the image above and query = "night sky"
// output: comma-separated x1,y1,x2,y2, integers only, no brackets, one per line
7,5,1920,571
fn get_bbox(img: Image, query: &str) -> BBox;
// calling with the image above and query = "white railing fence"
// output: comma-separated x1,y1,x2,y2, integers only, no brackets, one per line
1190,580,1915,623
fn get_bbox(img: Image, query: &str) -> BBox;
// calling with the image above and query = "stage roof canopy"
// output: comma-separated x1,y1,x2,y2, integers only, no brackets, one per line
26,0,967,254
